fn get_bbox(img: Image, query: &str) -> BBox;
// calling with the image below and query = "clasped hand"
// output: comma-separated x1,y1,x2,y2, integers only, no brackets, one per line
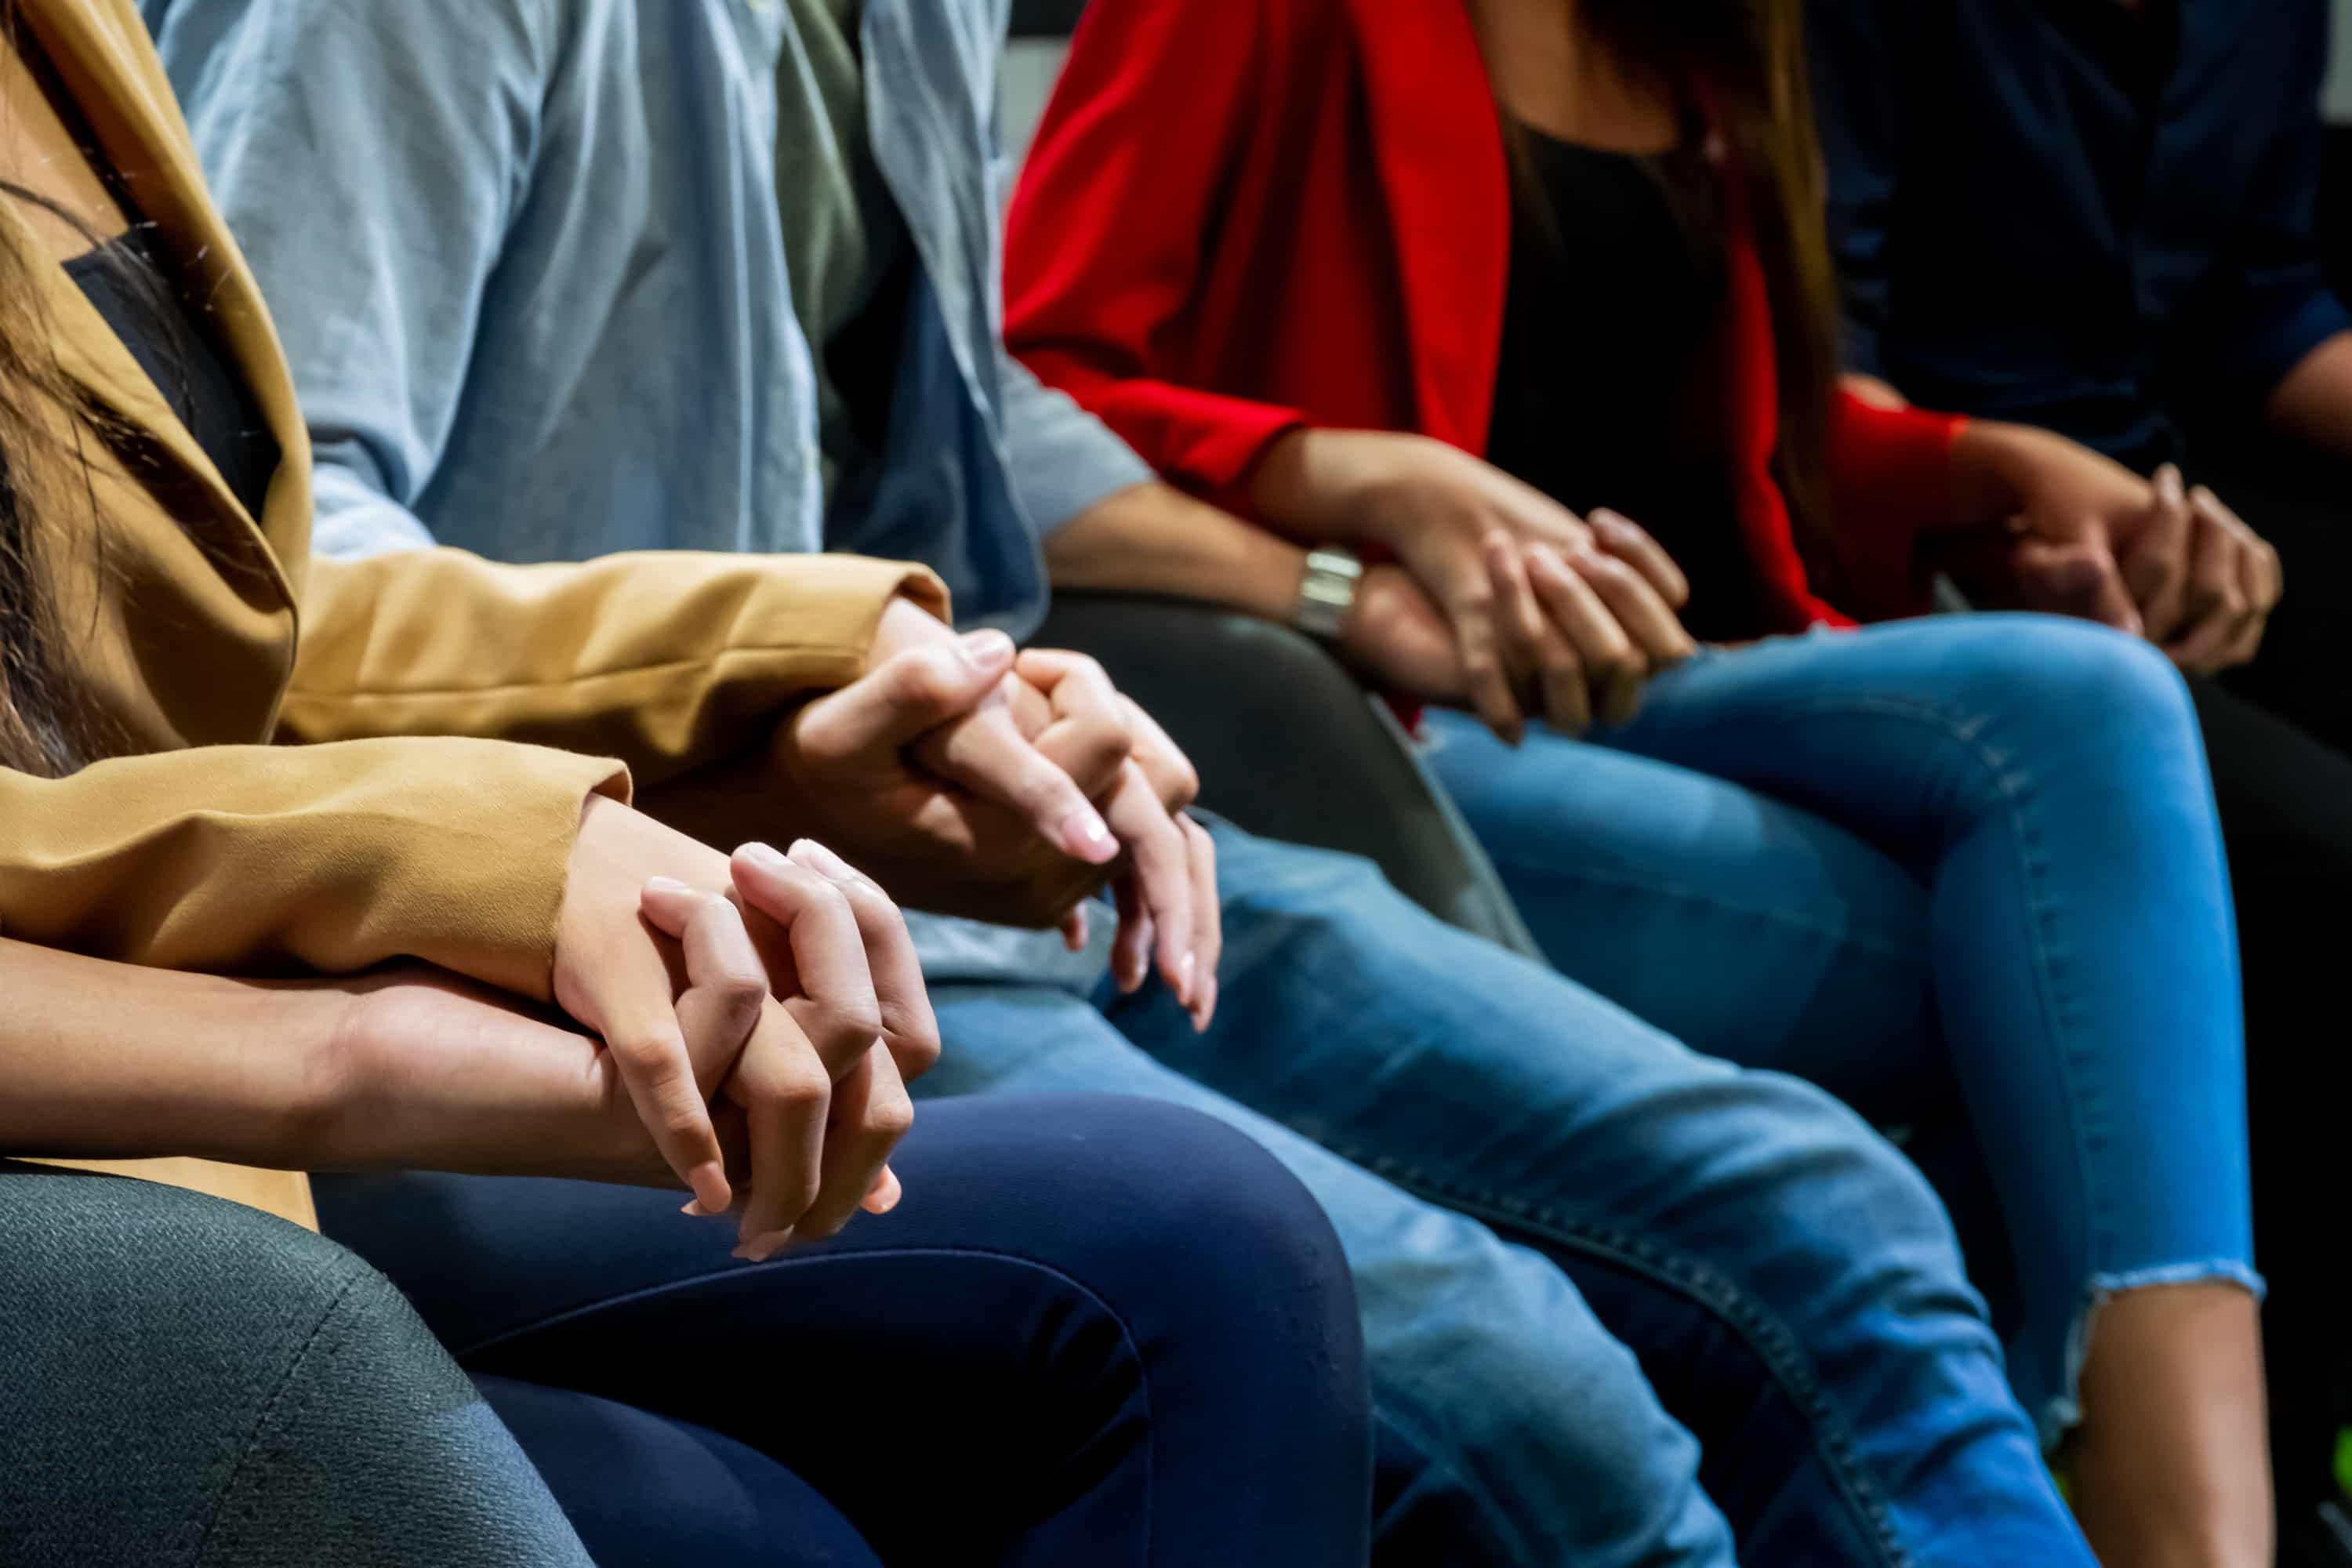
1951,430,2281,674
1319,431,1698,741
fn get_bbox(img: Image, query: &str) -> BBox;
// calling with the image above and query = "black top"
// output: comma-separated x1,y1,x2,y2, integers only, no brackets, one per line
64,223,278,519
1484,122,1758,641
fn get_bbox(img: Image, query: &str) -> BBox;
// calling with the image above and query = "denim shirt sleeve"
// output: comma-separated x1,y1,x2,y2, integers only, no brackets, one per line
144,0,559,561
1810,0,1904,381
2173,0,2352,401
981,66,1153,535
996,350,1156,535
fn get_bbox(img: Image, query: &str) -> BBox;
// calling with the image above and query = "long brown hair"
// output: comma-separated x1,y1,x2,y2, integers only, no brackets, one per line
1526,0,1843,579
0,194,103,778
0,2,169,778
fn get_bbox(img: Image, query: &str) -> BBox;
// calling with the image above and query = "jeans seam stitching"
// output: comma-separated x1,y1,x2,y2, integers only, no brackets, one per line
1469,858,1923,961
1764,689,2108,1403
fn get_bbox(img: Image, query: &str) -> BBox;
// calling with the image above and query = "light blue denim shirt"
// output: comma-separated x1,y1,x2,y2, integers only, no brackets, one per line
145,0,1148,983
140,0,1150,637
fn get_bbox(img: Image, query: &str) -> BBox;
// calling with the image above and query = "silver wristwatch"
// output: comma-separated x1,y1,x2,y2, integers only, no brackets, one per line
1292,546,1365,642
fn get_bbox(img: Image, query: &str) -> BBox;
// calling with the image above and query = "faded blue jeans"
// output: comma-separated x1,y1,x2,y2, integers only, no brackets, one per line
1422,613,2259,1448
918,825,2092,1566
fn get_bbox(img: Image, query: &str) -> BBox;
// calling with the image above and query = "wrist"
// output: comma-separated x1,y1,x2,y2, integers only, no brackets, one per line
1947,420,2056,531
1250,428,1412,550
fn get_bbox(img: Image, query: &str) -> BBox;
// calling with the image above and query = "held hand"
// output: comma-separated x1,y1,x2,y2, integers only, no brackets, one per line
2118,468,2280,673
1952,432,2281,674
997,650,1222,1030
666,839,936,1256
554,798,931,1257
644,597,1123,928
779,598,1121,868
554,795,741,1216
1318,432,1692,740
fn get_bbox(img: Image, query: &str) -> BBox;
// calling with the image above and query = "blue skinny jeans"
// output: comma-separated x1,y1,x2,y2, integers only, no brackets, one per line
1421,613,2259,1443
313,1096,1372,1567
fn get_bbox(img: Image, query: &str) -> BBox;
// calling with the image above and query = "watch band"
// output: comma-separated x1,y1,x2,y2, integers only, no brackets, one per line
1292,546,1366,642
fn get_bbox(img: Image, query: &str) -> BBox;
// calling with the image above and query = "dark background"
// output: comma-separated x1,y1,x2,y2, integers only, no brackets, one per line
1009,2,2352,304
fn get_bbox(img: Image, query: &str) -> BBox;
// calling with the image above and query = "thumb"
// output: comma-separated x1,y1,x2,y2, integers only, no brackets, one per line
794,630,1016,758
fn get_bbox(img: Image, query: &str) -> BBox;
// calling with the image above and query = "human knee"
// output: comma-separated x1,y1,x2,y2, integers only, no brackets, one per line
996,1096,1360,1333
1736,1075,1975,1284
1955,615,2200,759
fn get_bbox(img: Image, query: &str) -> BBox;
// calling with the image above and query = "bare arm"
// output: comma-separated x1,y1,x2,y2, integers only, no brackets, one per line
0,939,660,1184
1044,479,1311,619
2264,330,2352,463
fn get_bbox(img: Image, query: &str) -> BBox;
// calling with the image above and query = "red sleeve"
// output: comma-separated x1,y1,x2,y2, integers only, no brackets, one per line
1004,0,1308,515
1824,389,1967,622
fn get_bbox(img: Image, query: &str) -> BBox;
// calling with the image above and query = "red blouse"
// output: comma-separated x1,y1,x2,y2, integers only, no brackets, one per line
1004,0,1967,628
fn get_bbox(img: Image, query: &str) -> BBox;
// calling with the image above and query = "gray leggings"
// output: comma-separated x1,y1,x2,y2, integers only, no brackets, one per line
0,1164,592,1567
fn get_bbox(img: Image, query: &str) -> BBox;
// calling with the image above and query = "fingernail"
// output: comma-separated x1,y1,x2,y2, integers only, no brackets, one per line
688,1163,731,1217
788,839,858,883
731,1229,793,1264
960,629,1014,669
1178,950,1198,1004
862,1169,904,1214
735,841,790,875
644,875,692,897
1060,808,1115,863
2157,466,2184,502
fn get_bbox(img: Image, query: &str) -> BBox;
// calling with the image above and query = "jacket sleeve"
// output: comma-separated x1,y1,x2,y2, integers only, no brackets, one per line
284,549,949,790
1809,0,1907,381
1825,389,1967,623
1003,0,1308,516
0,739,626,1000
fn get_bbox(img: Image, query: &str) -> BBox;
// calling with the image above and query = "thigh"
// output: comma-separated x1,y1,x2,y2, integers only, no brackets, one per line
1104,828,2063,1566
316,1095,1370,1568
1418,706,1941,1122
2,1164,588,1568
917,985,1744,1566
474,1377,881,1568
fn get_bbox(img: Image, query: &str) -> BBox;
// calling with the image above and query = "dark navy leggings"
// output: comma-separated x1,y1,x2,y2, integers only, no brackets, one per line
313,1095,1373,1566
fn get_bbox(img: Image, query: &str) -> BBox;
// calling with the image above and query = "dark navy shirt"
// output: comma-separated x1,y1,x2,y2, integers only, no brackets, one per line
1810,0,2350,460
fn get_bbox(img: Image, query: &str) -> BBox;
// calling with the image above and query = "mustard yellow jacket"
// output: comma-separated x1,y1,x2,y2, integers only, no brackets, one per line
7,0,946,1223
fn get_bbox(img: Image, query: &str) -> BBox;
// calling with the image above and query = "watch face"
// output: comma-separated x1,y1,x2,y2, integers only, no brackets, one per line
1294,550,1363,641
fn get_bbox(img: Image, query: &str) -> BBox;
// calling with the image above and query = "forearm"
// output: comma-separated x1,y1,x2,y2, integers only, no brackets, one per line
0,939,670,1185
2263,331,2352,462
1945,420,2109,532
0,941,344,1168
1045,480,1309,621
1246,428,1419,550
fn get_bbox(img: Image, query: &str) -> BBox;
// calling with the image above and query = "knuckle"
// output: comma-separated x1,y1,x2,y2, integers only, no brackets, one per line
764,1056,832,1112
1075,714,1136,763
809,999,884,1061
896,1029,944,1077
866,1093,916,1145
708,971,771,1029
611,1028,687,1071
883,650,961,710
